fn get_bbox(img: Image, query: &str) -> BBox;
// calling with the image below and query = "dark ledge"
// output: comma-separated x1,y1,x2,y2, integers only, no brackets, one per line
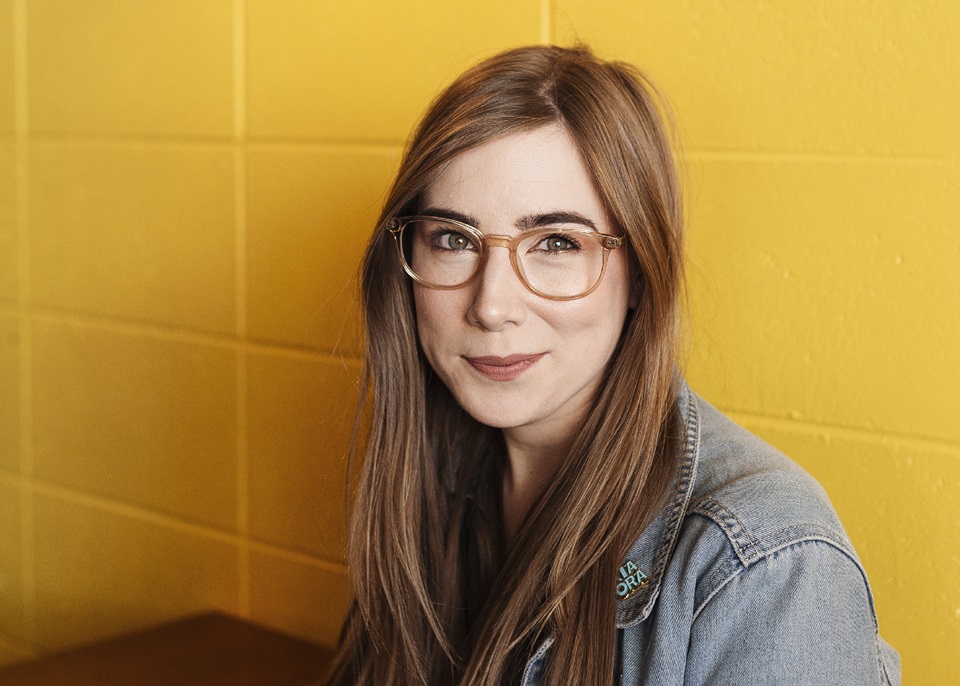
0,612,334,685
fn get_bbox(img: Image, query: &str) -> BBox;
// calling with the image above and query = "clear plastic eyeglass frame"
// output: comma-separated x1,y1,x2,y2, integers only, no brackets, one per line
387,215,624,301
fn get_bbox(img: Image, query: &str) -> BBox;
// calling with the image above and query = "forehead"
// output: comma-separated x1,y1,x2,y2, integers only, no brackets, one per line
422,125,608,229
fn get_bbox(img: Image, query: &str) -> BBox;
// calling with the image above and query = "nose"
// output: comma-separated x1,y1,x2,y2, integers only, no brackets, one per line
468,244,527,331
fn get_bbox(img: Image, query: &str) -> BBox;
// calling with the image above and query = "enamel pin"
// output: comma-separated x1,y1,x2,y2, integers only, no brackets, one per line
617,560,649,600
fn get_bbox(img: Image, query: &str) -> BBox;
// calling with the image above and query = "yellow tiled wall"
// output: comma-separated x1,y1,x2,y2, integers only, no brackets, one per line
0,1,956,682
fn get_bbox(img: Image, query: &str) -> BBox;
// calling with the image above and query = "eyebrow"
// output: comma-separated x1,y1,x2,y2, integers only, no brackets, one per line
419,207,598,232
419,207,479,227
518,211,597,232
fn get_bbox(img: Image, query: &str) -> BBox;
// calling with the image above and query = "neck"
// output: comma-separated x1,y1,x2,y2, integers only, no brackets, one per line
500,424,574,547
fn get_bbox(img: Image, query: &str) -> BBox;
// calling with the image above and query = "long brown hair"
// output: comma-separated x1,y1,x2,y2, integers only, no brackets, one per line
327,45,684,685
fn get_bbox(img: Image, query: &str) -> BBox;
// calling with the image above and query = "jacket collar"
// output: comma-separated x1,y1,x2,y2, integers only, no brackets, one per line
615,382,701,628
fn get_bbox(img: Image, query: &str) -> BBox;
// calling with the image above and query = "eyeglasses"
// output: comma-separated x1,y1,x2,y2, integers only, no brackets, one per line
388,215,624,301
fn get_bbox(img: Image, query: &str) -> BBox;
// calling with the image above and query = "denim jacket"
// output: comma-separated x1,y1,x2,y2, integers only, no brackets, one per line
521,385,901,685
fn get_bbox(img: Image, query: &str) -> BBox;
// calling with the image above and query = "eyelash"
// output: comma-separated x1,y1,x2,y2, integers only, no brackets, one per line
427,228,584,246
535,233,583,252
427,227,477,250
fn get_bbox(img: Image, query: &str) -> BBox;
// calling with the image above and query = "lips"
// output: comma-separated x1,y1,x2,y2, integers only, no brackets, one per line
464,353,545,381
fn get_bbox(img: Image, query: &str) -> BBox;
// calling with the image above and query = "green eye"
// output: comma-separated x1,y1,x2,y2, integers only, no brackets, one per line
445,233,469,250
538,234,580,252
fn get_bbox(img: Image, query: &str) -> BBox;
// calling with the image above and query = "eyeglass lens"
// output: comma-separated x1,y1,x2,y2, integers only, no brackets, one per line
401,219,606,299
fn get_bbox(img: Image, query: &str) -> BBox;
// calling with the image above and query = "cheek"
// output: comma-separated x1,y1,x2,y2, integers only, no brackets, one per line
413,287,464,354
554,278,631,358
562,306,628,354
569,264,631,330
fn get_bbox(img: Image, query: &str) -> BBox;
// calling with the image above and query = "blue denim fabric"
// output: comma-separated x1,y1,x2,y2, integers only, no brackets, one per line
521,384,901,685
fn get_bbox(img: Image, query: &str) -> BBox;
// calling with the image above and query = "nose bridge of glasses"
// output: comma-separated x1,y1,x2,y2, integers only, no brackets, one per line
481,233,516,251
476,234,522,275
473,233,529,294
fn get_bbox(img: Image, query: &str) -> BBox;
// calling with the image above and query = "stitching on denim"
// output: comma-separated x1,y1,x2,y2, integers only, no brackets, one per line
616,384,701,628
877,634,896,686
520,636,555,685
640,387,701,611
689,498,761,565
690,496,855,569
690,556,748,624
690,537,879,625
686,530,748,609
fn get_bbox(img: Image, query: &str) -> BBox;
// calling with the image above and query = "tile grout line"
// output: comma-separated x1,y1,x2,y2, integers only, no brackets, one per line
719,405,960,454
13,137,960,167
24,131,407,152
23,136,953,166
17,136,955,167
539,0,552,44
685,147,957,166
236,344,250,616
12,0,37,648
6,473,348,576
233,0,251,618
20,307,364,365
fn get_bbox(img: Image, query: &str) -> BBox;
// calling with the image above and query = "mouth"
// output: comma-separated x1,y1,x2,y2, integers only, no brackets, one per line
463,353,546,382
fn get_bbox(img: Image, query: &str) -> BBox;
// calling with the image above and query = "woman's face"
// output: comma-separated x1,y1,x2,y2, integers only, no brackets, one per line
414,124,634,445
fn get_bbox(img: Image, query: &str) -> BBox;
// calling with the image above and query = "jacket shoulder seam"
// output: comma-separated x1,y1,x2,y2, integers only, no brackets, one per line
688,497,759,565
688,536,891,684
689,497,852,564
689,533,874,623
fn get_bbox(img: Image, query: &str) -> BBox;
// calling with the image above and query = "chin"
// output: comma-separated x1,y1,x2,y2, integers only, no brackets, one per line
461,407,522,430
453,395,531,430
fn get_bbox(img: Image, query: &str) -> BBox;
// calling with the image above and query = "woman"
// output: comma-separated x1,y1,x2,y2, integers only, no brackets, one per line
328,45,900,685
